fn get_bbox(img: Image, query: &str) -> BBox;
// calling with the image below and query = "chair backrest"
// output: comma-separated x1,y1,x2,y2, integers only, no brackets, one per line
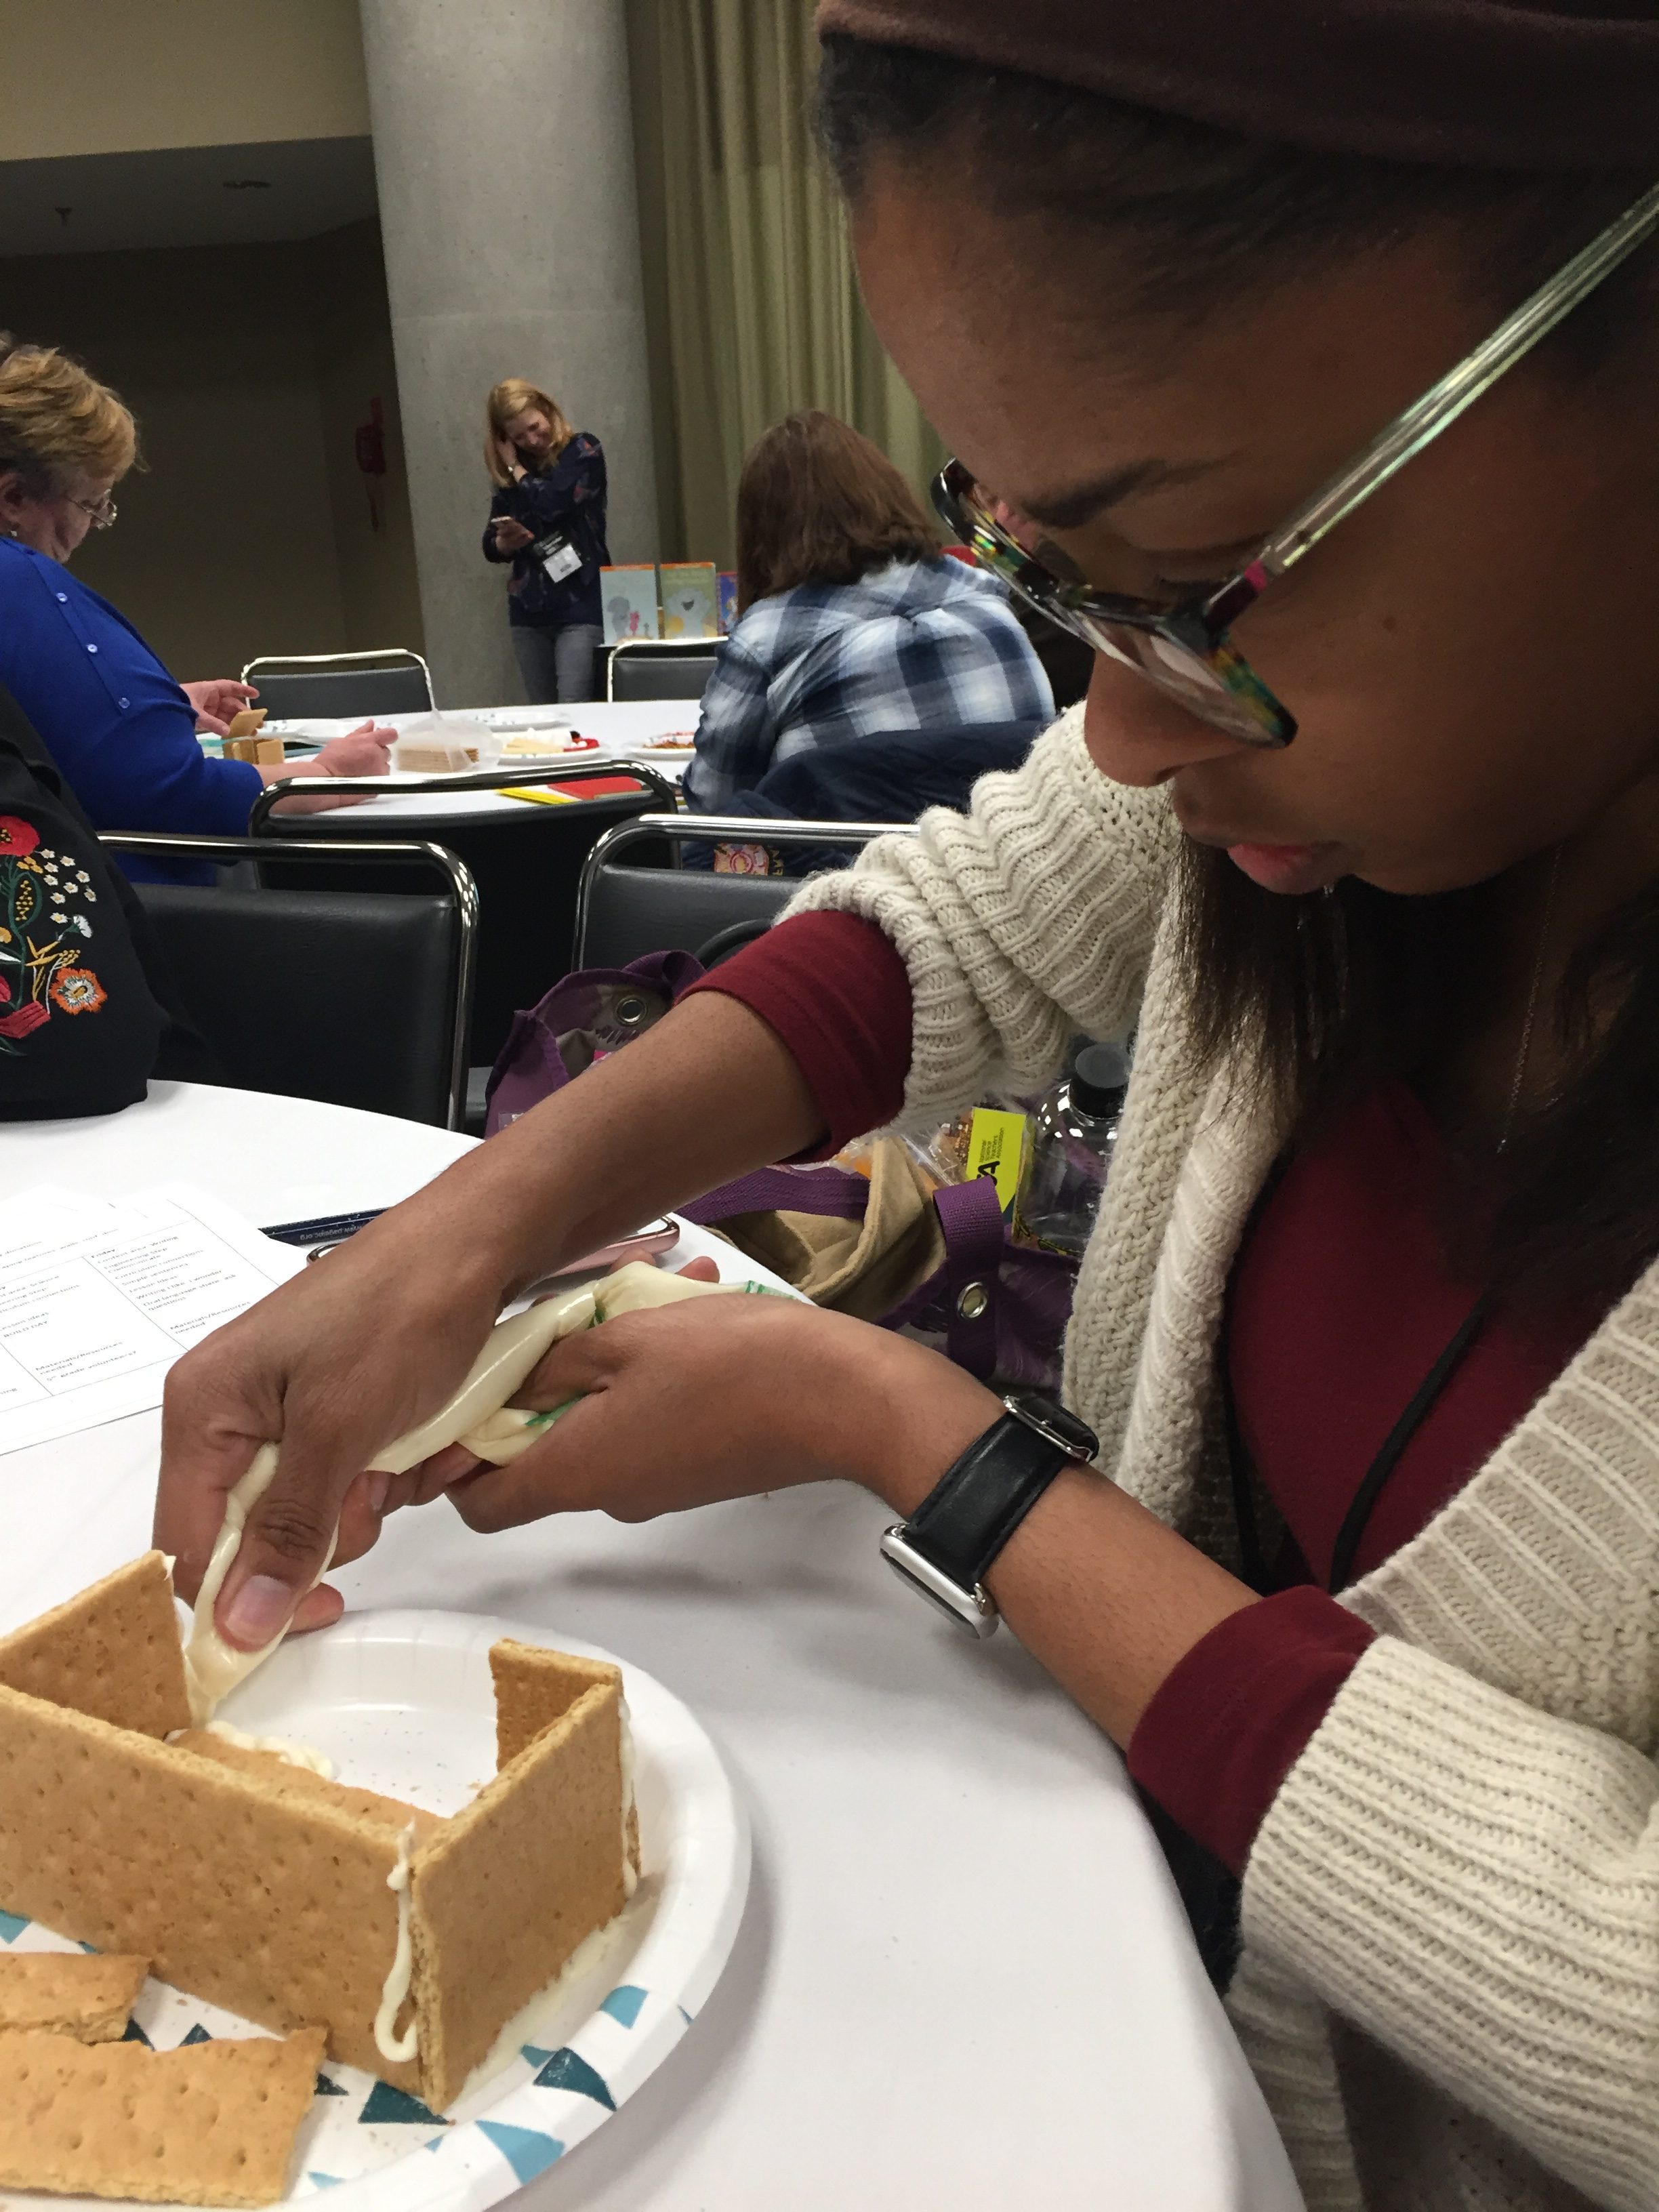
572,813,915,970
241,649,434,721
100,834,476,1128
606,642,718,702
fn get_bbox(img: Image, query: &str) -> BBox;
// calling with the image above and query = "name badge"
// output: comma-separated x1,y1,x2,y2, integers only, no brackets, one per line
533,530,583,584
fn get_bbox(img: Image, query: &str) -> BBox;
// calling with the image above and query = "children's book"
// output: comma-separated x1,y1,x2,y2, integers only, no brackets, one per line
600,565,660,643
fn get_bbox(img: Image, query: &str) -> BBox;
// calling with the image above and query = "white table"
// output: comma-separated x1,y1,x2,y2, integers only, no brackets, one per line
0,1084,1300,2212
262,702,693,824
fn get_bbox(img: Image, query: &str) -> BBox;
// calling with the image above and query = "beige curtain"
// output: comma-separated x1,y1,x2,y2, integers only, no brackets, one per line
626,0,946,567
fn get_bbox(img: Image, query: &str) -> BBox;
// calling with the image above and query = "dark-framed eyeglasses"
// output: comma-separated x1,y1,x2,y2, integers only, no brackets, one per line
69,493,117,530
934,178,1659,747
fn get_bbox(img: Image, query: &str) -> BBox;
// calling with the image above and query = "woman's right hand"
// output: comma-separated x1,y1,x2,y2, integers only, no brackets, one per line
492,516,533,552
153,991,827,1652
156,1206,511,1650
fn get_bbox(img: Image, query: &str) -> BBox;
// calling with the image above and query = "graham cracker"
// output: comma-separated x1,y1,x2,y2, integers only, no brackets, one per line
0,1952,148,2040
0,2024,324,2205
490,1642,640,1877
0,1683,417,2089
0,1553,190,1739
171,1731,443,1843
224,708,268,739
490,1639,621,1766
411,1676,628,2110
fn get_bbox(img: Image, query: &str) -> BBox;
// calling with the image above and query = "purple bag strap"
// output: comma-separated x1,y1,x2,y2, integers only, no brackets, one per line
684,1161,1011,1381
932,1175,1008,1378
679,1165,869,1225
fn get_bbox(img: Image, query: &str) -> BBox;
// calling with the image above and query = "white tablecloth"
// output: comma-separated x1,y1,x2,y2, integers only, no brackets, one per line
0,1084,1300,2212
263,702,693,823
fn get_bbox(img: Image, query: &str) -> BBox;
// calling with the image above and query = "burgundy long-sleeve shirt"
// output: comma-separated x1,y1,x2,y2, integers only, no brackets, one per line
687,913,1595,1873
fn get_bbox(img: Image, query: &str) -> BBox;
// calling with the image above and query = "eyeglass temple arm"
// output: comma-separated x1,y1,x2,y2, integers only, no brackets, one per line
1253,180,1659,583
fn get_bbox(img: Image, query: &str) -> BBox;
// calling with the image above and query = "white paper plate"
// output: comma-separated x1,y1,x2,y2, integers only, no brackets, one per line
0,1611,749,2212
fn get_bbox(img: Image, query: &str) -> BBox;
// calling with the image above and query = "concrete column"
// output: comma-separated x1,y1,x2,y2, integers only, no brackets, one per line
358,0,659,705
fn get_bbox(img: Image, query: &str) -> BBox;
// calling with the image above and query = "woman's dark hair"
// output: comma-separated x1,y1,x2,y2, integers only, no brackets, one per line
817,33,1659,1315
735,408,938,614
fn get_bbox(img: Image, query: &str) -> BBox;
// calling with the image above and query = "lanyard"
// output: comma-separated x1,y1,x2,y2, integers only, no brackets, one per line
1223,1175,1492,1593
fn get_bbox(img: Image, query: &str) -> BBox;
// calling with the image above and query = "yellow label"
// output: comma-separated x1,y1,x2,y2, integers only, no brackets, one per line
964,1107,1027,1216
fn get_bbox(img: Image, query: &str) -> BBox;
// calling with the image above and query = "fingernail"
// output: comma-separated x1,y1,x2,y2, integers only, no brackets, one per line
222,1574,297,1651
367,1471,390,1517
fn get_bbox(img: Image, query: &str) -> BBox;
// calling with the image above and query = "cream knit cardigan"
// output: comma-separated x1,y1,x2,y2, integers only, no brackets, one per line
787,707,1659,2212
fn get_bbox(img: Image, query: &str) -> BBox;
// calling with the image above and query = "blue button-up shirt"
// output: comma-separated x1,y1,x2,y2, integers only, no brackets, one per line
0,539,261,872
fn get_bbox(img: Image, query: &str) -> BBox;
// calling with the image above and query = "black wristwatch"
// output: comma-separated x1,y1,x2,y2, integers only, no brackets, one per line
879,1391,1099,1638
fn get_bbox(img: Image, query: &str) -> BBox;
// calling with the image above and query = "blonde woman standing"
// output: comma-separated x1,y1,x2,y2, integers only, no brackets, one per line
481,379,607,703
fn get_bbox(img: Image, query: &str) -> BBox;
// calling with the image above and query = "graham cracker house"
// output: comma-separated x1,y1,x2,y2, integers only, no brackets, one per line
0,1554,637,2113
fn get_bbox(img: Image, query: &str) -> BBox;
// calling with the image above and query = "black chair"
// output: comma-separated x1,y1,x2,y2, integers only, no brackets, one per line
249,759,678,1063
605,641,718,702
100,833,477,1128
241,649,434,720
572,813,916,970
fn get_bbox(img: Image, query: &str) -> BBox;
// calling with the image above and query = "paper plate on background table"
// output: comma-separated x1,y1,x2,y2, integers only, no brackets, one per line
0,1612,749,2212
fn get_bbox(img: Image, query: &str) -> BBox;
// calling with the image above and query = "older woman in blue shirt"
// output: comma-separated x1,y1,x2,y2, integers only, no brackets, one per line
0,337,390,876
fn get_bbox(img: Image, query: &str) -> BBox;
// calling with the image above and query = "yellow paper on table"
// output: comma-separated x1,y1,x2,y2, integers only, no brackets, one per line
501,785,575,806
964,1107,1027,1216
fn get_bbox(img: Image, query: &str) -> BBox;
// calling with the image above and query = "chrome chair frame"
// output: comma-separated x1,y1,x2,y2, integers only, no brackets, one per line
572,813,916,966
605,637,720,703
247,756,680,834
99,832,479,1130
240,647,435,703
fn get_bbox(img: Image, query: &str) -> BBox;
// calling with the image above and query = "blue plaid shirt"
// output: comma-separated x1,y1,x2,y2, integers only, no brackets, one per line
682,556,1053,811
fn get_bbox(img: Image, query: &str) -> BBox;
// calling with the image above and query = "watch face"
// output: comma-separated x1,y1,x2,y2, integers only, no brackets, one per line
1002,1391,1097,1460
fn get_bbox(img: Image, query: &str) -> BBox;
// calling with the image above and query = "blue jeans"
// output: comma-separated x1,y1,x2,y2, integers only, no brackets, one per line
511,621,601,703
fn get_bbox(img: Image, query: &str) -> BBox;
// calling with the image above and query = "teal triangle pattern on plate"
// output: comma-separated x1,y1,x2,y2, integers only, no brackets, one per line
121,2019,152,2048
79,1940,99,1954
314,2072,350,2097
0,1910,28,1944
307,2177,344,2191
476,2121,565,2183
531,2048,615,2110
180,2024,213,2046
359,2081,447,2126
519,2045,554,2068
598,1985,647,2029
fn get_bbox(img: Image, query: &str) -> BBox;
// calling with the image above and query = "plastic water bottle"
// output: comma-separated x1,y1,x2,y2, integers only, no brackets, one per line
1015,1043,1130,1256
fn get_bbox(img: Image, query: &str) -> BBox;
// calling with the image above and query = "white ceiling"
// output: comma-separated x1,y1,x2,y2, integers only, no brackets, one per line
0,136,377,258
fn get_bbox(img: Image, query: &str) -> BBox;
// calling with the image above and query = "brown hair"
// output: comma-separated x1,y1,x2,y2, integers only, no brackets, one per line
0,334,138,495
484,379,575,486
735,409,938,613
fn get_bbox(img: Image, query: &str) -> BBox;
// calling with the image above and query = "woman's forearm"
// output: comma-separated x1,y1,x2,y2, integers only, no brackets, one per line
363,990,825,1300
854,1330,1256,1746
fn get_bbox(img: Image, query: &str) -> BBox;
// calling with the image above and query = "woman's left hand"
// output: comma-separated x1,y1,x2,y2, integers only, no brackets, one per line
183,678,258,736
406,1278,1003,1536
265,720,395,814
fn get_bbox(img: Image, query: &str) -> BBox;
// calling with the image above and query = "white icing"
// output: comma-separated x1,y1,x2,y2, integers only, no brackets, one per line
619,1697,638,1902
178,1266,764,1717
451,1896,643,2108
373,1822,419,2064
203,1720,335,1779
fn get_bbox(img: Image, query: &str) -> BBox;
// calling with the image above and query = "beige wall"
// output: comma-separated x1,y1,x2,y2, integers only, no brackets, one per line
0,0,370,161
0,221,422,678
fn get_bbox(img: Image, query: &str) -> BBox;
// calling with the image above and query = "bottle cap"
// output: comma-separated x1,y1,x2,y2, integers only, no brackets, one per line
1071,1042,1130,1118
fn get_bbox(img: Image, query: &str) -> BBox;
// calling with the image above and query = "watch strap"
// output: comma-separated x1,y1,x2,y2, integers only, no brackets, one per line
905,1414,1075,1590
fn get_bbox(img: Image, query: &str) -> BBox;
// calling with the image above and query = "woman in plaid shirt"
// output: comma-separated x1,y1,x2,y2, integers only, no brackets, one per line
684,411,1052,813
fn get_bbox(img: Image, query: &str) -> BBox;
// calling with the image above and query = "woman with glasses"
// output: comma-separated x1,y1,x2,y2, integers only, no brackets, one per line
0,337,392,881
157,10,1659,2202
